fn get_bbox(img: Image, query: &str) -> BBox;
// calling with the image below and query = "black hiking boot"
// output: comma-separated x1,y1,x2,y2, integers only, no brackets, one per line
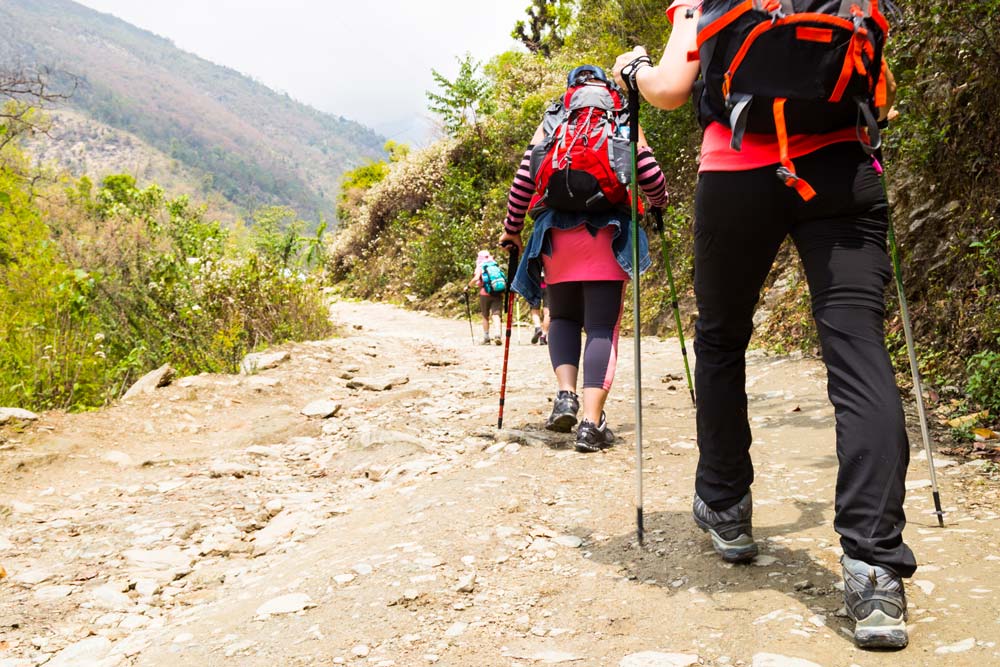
692,492,758,563
842,555,909,649
481,334,492,345
539,334,548,346
531,327,543,344
574,413,615,453
545,390,579,432
493,335,503,346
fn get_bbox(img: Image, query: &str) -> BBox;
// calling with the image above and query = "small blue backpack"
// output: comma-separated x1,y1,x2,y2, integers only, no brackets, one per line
481,260,507,295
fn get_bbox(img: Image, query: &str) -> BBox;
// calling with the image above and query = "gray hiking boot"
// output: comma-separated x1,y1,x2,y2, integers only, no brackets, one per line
574,412,615,453
692,491,758,563
842,555,909,649
545,390,579,432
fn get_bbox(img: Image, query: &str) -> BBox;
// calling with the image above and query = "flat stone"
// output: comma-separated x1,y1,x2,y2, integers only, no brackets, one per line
504,649,584,663
255,593,315,617
122,364,175,399
752,654,822,667
91,584,133,611
102,451,134,467
11,568,55,585
620,653,700,667
935,638,976,654
0,408,39,424
45,636,113,667
252,511,305,557
301,400,341,419
444,621,468,637
553,535,584,548
346,375,409,391
34,585,75,601
240,350,290,375
123,546,192,572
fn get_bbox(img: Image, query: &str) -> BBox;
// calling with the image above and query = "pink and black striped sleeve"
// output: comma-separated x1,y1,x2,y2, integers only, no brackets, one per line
637,146,668,209
503,145,536,234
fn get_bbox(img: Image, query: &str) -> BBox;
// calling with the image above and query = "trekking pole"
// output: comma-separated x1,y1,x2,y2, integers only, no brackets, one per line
873,155,945,528
463,289,475,345
497,242,520,429
622,59,651,545
652,208,696,406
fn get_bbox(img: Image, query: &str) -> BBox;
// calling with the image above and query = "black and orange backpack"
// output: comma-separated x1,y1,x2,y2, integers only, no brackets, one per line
692,0,895,199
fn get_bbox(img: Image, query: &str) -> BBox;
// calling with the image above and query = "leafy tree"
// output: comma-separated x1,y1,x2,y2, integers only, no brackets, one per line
512,0,573,57
426,54,494,137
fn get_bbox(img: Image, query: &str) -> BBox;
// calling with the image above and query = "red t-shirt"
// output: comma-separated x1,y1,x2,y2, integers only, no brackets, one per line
666,0,859,172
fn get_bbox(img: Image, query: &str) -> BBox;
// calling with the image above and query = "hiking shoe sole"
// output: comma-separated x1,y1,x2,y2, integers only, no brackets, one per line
853,610,908,649
574,439,611,453
546,413,577,433
693,516,758,563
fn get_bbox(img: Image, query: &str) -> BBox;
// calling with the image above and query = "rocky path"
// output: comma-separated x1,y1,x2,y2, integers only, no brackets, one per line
2,300,999,667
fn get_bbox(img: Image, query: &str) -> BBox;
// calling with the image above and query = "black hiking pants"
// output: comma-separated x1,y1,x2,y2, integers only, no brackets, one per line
693,142,917,577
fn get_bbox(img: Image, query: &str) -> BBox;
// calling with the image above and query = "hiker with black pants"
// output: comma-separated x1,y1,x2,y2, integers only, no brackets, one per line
614,0,913,650
469,250,503,345
500,64,668,453
529,273,550,345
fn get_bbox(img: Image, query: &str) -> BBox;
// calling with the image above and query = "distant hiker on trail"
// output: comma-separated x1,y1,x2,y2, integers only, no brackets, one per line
614,0,913,650
469,250,504,345
499,64,668,453
529,271,550,345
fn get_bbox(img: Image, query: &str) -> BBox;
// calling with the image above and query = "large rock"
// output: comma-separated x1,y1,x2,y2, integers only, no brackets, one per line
122,364,174,399
0,408,38,425
240,350,290,375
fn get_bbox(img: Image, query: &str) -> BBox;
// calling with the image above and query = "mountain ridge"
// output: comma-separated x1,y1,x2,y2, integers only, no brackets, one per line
0,0,387,220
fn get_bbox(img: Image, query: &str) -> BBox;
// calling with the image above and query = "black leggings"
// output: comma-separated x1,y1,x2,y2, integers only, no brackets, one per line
693,142,916,576
547,281,625,391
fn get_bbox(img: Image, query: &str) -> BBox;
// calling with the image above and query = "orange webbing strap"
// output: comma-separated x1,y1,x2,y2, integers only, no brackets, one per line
773,98,816,201
870,0,890,35
874,59,888,108
696,0,755,47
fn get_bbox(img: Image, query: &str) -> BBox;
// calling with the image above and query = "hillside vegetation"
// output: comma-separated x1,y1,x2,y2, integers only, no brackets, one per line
0,71,334,411
329,0,1000,424
0,0,386,221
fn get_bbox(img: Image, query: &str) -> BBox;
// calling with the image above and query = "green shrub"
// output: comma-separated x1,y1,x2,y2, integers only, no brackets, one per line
0,146,333,412
967,346,1000,416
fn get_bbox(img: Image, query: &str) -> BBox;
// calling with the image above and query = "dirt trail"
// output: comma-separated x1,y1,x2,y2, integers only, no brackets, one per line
2,300,999,667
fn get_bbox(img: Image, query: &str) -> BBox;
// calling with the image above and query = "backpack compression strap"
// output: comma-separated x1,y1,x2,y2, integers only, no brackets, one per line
773,98,817,201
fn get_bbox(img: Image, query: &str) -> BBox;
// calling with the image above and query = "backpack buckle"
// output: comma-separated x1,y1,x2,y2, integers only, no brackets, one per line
763,0,784,21
775,166,798,186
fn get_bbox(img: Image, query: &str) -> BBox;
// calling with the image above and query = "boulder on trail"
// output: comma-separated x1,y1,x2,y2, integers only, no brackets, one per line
122,364,175,399
240,350,290,375
0,408,39,425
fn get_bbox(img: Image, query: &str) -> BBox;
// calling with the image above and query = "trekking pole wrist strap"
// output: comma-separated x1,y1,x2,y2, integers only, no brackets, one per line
621,56,653,92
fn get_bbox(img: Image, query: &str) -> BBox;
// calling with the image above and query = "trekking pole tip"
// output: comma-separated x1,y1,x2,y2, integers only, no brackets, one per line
933,491,945,527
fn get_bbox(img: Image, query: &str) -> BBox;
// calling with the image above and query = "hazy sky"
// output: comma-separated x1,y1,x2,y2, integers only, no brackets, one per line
74,0,530,145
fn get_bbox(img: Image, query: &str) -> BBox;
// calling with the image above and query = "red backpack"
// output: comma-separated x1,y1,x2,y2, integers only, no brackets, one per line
692,0,893,200
529,80,633,213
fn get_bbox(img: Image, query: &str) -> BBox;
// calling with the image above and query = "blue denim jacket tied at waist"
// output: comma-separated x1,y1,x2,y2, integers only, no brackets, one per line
510,207,652,308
